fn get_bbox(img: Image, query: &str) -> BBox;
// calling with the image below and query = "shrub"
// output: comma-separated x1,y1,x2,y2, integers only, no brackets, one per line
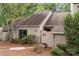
56,44,67,52
64,12,79,55
11,38,21,44
20,36,27,44
51,48,64,56
11,35,35,44
21,34,35,44
56,44,74,56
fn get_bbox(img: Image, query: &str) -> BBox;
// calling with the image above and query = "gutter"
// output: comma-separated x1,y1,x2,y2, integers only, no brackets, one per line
52,32,64,35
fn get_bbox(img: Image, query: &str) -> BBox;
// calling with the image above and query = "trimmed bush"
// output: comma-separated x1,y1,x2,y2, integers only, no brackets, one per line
51,48,64,56
11,35,35,44
64,12,79,55
21,34,36,44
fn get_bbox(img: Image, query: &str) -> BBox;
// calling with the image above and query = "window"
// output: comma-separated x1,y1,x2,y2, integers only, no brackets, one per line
19,29,27,38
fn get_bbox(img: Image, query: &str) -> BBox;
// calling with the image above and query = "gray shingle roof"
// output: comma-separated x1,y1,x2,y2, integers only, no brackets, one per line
13,12,49,28
47,12,69,34
52,25,64,35
21,12,48,25
9,11,69,29
45,12,70,26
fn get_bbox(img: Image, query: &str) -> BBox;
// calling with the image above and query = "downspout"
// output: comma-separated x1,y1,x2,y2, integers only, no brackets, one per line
53,34,55,48
11,20,13,41
40,30,42,43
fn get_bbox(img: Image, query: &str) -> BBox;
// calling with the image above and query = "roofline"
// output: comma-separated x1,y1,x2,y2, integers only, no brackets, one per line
53,12,70,13
14,25,39,28
52,32,64,35
20,25,39,27
44,25,54,28
44,25,54,26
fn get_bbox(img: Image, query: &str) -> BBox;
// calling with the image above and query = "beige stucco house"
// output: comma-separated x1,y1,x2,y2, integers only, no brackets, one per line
7,11,69,48
2,3,78,48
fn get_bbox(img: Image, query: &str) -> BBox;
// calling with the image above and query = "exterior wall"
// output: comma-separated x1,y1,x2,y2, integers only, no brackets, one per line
27,28,41,42
10,27,66,48
0,28,9,41
1,32,9,41
12,29,19,39
17,27,41,42
0,28,2,41
71,4,79,14
53,34,65,48
42,30,53,47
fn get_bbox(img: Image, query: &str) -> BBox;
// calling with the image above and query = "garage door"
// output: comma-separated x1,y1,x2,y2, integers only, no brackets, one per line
53,34,66,48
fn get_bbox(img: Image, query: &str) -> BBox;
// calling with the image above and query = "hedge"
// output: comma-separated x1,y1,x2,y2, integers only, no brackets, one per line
64,12,79,54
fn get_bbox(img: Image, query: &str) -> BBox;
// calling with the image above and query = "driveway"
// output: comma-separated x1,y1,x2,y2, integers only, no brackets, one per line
0,42,51,56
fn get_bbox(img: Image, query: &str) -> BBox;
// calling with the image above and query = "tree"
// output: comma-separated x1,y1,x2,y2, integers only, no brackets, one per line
0,3,70,27
60,3,70,12
56,3,70,12
44,3,56,12
65,12,79,55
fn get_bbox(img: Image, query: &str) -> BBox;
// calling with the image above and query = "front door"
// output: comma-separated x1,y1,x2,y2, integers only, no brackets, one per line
19,29,27,38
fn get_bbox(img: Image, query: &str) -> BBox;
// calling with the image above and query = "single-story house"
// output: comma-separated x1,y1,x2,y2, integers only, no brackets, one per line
0,3,79,48
6,11,69,48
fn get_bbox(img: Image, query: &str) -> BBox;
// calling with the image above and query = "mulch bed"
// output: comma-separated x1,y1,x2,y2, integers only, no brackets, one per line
0,41,52,56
